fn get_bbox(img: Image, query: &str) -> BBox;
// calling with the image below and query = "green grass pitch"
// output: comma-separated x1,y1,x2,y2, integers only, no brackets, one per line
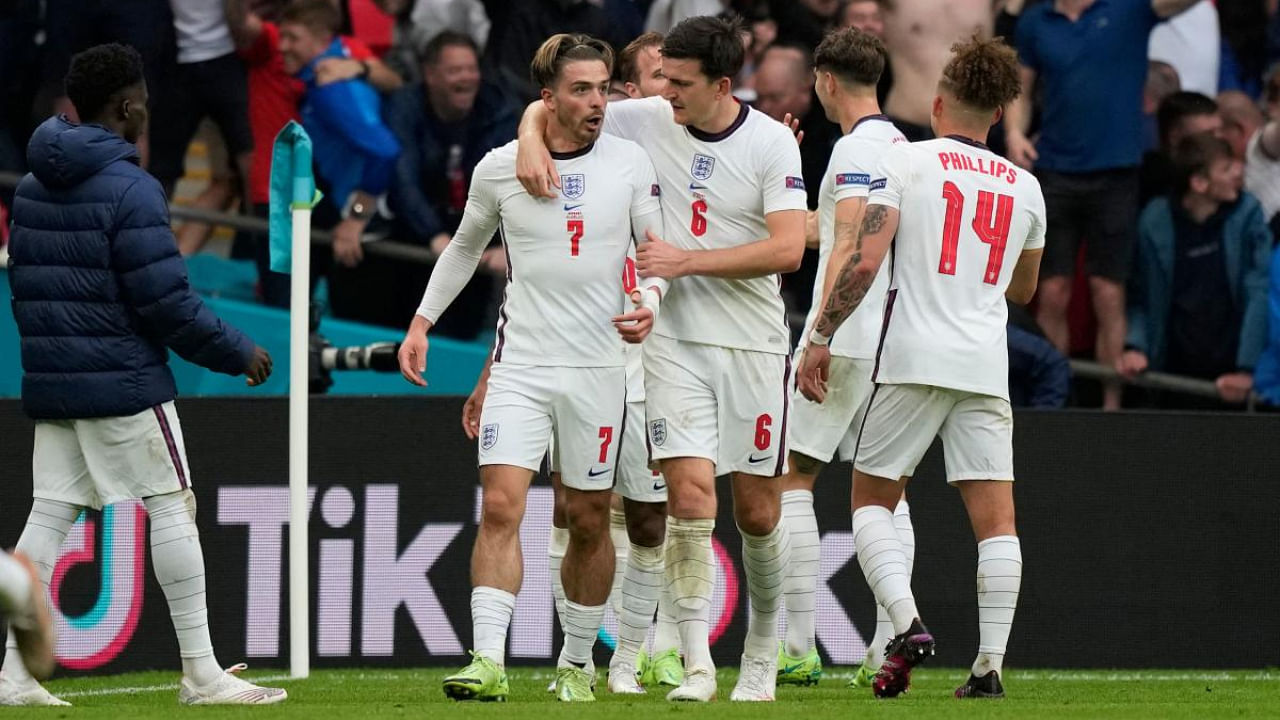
12,667,1277,718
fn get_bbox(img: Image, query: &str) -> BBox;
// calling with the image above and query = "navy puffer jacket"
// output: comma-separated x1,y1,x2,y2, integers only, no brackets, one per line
8,116,254,419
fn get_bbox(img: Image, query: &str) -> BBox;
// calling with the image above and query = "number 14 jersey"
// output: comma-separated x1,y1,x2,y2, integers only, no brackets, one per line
868,136,1047,401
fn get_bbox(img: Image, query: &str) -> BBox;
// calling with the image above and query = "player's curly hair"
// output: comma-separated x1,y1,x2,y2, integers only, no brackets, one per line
64,43,144,121
530,33,615,90
813,26,887,88
938,35,1021,112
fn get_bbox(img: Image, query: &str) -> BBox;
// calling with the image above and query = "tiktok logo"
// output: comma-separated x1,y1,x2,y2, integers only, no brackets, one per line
51,501,148,670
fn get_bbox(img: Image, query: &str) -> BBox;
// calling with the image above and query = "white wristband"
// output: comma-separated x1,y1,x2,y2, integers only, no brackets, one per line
638,286,662,322
808,329,831,347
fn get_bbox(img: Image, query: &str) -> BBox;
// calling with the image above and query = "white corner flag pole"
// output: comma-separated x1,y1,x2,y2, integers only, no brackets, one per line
288,203,311,679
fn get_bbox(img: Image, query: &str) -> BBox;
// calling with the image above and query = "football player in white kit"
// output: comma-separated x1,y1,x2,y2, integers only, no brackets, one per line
459,32,685,696
773,27,911,690
798,36,1045,700
518,15,808,703
398,33,668,703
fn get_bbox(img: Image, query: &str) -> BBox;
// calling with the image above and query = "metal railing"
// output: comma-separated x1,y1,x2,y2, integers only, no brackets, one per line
0,171,436,265
4,170,1268,410
1069,359,1260,411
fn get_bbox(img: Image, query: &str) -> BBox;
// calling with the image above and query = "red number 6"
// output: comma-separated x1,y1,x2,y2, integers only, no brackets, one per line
754,414,772,451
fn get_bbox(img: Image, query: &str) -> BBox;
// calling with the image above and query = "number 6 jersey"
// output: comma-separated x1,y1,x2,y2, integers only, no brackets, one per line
416,135,664,367
603,97,808,355
868,136,1047,400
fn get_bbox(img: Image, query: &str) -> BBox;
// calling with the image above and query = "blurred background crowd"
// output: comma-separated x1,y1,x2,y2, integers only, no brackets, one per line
3,0,1280,410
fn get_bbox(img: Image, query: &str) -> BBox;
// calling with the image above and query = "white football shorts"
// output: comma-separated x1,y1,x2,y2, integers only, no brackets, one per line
643,332,791,477
478,363,627,492
787,353,875,464
853,383,1015,483
33,400,191,509
616,400,666,502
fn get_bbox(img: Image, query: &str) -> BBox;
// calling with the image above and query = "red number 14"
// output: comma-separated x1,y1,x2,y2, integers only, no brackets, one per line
938,181,1014,285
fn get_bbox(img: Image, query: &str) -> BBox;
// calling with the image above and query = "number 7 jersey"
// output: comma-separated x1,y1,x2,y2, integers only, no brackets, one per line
868,136,1047,401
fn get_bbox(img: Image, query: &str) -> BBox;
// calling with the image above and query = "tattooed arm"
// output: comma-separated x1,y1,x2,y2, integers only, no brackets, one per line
813,203,899,339
814,196,868,328
797,203,899,403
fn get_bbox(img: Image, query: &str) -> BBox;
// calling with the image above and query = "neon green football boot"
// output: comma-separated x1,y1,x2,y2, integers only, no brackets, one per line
555,665,596,702
776,645,823,686
643,648,684,687
849,663,877,689
442,652,509,701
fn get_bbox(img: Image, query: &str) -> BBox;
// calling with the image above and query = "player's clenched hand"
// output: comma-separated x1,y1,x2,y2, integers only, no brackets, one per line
516,138,560,199
614,306,654,344
782,112,805,146
636,230,689,279
797,344,832,403
245,346,273,387
462,380,486,439
398,330,429,387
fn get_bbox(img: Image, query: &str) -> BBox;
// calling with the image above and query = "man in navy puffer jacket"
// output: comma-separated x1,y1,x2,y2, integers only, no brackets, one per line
3,44,285,706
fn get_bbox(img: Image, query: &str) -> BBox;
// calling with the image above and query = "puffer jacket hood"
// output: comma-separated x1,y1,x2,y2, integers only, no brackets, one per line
27,115,139,189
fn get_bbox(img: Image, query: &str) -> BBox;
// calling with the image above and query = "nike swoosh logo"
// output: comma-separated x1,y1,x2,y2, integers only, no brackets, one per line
688,182,707,190
747,453,773,464
652,481,666,491
781,663,805,674
563,203,583,211
588,467,611,477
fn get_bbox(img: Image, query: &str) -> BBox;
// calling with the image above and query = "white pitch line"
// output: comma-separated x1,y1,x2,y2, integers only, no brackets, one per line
53,669,1280,697
57,674,294,698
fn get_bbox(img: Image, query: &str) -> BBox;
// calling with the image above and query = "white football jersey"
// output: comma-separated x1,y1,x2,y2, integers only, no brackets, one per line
868,136,1046,400
417,135,663,367
603,96,808,355
801,115,907,359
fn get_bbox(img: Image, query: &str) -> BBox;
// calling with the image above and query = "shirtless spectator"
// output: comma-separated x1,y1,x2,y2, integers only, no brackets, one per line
880,0,993,141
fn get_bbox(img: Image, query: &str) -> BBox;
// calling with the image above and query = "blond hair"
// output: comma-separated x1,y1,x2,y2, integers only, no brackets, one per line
530,34,615,90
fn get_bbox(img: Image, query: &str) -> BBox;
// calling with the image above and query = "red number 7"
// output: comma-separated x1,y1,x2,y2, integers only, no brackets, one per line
568,219,584,257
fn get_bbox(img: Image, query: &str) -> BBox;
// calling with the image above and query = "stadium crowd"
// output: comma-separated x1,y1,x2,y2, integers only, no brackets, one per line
3,0,1280,408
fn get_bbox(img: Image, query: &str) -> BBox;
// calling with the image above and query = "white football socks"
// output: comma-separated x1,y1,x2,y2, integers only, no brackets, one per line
864,500,915,668
852,505,917,635
558,599,605,668
653,585,681,655
780,489,819,657
3,498,78,685
973,535,1021,677
609,507,629,620
144,491,222,687
740,522,791,659
471,586,516,666
664,517,715,673
548,525,569,625
613,542,663,667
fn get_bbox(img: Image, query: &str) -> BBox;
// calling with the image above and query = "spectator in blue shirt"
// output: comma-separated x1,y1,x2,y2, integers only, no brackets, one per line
1120,134,1273,406
1006,0,1201,409
382,29,516,338
279,0,401,269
